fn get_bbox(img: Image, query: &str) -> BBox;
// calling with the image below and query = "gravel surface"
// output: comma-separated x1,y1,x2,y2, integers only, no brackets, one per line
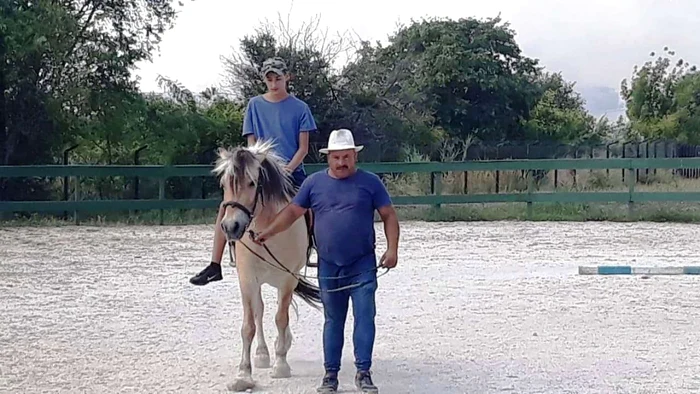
1,221,700,394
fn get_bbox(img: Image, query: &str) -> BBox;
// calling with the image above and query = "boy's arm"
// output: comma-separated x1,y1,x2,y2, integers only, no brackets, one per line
285,131,309,172
286,103,317,172
242,100,256,146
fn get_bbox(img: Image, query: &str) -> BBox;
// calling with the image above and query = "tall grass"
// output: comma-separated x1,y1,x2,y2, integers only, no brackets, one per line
381,139,700,223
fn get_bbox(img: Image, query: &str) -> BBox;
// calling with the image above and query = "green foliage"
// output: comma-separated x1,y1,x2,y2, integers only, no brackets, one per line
0,0,186,202
8,4,700,207
620,46,700,142
378,16,543,142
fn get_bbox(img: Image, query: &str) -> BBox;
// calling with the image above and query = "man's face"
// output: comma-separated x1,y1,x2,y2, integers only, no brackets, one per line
263,72,288,94
327,149,357,179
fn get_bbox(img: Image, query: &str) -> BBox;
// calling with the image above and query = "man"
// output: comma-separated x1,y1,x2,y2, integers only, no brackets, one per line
252,128,400,394
189,56,317,286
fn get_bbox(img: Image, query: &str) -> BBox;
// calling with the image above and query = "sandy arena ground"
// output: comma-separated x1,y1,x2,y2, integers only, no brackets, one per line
2,221,700,394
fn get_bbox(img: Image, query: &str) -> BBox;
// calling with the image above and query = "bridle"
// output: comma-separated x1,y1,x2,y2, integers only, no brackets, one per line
220,174,264,227
220,171,390,293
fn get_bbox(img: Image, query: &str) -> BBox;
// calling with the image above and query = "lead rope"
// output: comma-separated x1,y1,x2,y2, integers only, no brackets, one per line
227,230,390,293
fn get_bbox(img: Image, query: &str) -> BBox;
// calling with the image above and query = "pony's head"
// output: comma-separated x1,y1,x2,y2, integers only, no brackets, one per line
213,140,295,241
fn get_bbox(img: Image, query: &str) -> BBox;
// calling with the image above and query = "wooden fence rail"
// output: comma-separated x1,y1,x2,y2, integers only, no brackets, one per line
3,158,700,223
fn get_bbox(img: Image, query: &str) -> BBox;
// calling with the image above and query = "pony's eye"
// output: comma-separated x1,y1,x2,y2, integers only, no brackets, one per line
249,181,255,188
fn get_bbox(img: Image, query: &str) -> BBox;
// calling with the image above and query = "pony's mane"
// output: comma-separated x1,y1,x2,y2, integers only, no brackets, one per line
212,139,296,206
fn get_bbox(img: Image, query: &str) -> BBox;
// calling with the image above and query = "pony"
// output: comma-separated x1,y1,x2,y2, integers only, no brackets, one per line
212,140,322,392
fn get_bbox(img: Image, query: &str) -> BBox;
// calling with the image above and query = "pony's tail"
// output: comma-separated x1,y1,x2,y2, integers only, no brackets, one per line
294,277,323,311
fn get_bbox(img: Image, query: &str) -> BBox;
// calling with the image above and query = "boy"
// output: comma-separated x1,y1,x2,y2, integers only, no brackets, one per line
189,57,317,286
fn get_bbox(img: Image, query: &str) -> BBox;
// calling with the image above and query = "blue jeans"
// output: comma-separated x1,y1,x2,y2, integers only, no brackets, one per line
318,254,378,373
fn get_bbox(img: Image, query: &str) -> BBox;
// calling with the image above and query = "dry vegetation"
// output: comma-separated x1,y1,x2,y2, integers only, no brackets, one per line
380,140,700,223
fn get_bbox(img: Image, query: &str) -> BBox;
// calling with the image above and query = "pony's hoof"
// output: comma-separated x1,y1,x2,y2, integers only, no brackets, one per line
254,353,271,368
271,362,292,378
227,377,255,392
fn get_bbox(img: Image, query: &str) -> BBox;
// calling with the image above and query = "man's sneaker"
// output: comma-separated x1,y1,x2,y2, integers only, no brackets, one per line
355,370,378,393
189,262,222,286
316,372,338,393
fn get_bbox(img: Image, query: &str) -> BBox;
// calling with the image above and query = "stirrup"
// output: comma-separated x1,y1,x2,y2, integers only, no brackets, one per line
304,210,318,268
306,250,318,268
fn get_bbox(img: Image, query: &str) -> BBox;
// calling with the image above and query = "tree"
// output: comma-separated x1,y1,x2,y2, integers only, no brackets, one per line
524,72,608,144
1,0,187,203
361,16,543,142
620,46,698,141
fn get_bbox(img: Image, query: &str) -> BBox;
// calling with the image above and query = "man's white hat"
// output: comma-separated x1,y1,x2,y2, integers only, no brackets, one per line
319,128,364,154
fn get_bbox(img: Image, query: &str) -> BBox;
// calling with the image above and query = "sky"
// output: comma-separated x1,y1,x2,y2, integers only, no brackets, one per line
133,0,700,119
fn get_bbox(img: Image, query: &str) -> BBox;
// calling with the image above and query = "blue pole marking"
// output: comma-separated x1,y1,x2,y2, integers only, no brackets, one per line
579,266,700,275
683,266,700,275
597,266,632,275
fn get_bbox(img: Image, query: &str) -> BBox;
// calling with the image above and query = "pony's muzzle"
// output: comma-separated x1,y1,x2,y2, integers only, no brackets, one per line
220,212,250,241
221,219,242,241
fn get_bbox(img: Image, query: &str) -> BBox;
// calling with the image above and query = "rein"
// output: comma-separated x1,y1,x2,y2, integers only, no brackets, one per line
230,232,390,293
221,178,390,293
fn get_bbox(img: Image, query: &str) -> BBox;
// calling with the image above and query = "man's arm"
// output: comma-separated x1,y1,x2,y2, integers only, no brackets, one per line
285,131,309,171
254,203,307,243
377,204,399,252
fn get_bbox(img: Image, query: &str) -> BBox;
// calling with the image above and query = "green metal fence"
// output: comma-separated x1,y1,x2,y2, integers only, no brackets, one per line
3,158,700,223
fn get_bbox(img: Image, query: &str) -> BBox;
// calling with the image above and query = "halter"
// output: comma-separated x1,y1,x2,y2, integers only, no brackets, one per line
221,174,264,227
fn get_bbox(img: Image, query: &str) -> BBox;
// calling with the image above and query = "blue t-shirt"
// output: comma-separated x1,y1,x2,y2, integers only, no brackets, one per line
242,95,317,175
292,169,393,266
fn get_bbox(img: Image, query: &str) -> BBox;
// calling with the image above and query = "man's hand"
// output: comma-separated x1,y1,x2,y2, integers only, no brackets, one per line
250,204,307,246
379,248,398,269
251,229,270,245
283,165,293,174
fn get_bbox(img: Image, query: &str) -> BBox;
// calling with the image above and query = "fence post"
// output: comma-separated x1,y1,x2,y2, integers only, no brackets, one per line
495,170,500,193
73,175,80,225
159,177,165,225
462,171,468,194
133,145,148,199
432,171,442,209
526,170,534,219
63,144,79,220
627,166,635,219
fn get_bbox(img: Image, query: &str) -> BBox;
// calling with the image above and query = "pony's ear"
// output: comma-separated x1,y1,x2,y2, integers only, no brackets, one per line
212,147,233,177
217,147,232,160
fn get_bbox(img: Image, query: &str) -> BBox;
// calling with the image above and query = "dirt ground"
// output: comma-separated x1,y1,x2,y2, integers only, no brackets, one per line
1,221,700,393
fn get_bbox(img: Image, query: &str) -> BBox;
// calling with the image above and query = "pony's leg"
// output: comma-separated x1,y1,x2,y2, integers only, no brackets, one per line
253,289,271,368
228,283,258,392
270,286,294,378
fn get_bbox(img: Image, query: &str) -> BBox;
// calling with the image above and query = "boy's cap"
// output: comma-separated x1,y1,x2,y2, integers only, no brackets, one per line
260,57,288,77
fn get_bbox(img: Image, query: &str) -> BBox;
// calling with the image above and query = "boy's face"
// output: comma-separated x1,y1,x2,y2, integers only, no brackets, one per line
264,72,289,94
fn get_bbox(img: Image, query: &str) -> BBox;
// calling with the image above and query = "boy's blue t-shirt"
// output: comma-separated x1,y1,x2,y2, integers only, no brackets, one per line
292,169,392,266
242,95,317,174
